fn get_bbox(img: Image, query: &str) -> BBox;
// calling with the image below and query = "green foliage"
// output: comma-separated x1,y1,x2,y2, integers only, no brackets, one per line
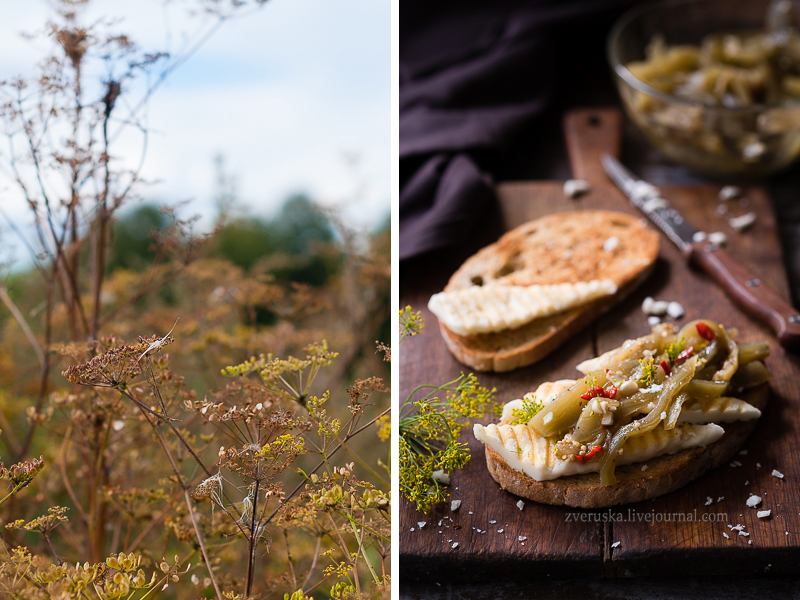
665,336,686,364
637,356,657,387
216,218,275,271
107,205,170,272
509,395,544,425
214,195,340,286
274,194,334,256
399,374,497,512
398,309,498,512
398,306,424,343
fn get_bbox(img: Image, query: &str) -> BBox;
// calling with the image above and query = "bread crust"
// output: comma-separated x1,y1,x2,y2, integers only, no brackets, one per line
483,384,769,508
439,211,660,372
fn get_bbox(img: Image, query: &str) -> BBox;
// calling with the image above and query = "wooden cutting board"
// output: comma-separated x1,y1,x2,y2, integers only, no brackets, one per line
399,108,800,583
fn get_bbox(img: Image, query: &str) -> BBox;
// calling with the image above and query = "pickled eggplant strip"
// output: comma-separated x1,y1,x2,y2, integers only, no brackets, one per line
730,360,773,391
713,326,739,382
531,371,610,438
684,379,728,401
599,356,697,486
737,341,771,365
665,392,690,430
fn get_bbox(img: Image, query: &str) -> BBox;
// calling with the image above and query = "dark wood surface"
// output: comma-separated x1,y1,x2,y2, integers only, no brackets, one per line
399,108,800,583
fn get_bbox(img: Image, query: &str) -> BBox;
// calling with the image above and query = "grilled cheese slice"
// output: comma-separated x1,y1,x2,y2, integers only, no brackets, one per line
679,396,761,423
474,421,724,481
428,280,617,336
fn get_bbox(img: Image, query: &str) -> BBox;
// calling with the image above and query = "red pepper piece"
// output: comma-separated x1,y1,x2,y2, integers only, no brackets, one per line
577,445,603,463
696,322,716,341
674,346,694,365
580,385,618,400
660,360,671,376
580,385,603,400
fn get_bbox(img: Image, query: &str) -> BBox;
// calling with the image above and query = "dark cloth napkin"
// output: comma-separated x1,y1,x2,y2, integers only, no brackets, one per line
400,0,640,260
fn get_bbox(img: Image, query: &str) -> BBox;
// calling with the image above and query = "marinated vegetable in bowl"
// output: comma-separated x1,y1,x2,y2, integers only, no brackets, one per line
628,29,800,107
609,0,800,176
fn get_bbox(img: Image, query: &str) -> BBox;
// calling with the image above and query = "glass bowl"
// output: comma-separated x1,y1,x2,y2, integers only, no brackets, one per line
608,0,800,178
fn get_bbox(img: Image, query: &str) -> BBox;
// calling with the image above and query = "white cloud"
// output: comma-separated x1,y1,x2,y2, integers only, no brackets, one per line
0,0,389,259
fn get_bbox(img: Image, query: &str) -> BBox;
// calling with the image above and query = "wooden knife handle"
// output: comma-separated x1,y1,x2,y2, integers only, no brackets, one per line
688,241,800,350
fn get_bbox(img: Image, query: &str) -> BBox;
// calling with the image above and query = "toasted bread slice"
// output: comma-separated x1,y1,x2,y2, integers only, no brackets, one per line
483,383,768,508
438,210,660,372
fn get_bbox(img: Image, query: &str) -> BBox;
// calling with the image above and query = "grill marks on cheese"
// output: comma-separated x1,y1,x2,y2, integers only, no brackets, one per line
473,421,724,481
428,280,617,336
680,396,761,423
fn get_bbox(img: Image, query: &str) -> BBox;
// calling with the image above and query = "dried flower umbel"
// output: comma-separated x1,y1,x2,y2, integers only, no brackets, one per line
192,340,392,598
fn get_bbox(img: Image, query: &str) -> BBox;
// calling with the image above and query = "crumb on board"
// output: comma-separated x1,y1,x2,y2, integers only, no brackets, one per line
719,185,742,201
564,179,590,199
709,231,727,246
729,211,757,232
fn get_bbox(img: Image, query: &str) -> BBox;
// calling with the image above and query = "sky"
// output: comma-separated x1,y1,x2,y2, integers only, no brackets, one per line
0,0,389,262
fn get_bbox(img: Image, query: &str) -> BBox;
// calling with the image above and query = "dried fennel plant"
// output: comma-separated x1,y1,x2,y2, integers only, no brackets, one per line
0,2,390,599
55,336,391,598
398,307,498,512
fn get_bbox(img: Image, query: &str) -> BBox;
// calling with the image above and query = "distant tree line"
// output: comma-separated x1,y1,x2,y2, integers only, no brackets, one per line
108,195,348,286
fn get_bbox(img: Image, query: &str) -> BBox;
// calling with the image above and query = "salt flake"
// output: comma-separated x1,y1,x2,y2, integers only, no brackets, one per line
746,495,762,508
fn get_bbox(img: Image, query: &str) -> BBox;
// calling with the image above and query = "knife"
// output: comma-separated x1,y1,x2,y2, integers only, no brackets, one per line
601,153,800,350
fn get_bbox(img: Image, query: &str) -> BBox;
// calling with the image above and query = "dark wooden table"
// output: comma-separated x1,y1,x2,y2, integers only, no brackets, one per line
400,107,800,598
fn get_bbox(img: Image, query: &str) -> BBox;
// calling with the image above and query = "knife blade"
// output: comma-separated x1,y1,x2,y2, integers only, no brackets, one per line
601,153,800,350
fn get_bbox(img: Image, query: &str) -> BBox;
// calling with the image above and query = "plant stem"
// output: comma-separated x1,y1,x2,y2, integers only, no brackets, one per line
43,531,63,565
244,478,260,598
138,408,223,600
349,515,378,582
0,482,25,508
